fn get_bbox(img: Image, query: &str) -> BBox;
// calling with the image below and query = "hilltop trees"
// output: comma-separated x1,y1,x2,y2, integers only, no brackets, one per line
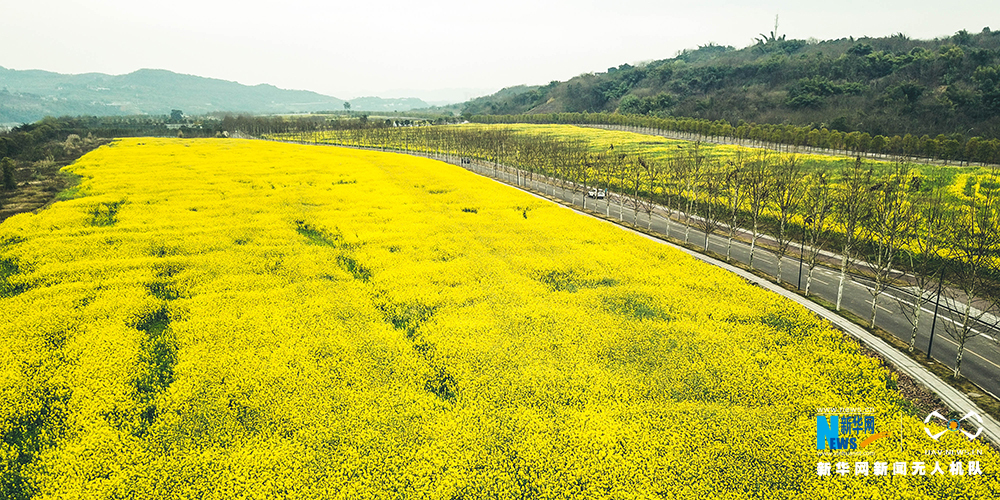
466,29,1000,146
1,157,14,190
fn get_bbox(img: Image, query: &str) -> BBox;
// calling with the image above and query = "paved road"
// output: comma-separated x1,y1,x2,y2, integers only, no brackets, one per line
457,156,1000,400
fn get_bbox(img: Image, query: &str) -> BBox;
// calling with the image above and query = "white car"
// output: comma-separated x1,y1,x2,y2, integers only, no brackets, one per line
588,188,606,199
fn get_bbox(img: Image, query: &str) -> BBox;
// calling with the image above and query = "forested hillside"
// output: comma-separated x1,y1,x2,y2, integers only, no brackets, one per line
462,28,1000,140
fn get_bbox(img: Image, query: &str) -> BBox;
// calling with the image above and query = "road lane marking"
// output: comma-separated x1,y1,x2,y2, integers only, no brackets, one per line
934,334,1000,371
879,290,1000,342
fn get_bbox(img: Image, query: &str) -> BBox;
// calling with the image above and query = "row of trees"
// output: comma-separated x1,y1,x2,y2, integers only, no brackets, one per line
468,113,1000,167
278,123,1000,379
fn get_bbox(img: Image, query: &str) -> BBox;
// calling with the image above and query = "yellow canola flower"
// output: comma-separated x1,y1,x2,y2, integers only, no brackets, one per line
0,138,996,499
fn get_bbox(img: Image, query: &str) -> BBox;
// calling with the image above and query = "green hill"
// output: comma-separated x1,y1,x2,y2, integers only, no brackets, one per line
461,28,1000,139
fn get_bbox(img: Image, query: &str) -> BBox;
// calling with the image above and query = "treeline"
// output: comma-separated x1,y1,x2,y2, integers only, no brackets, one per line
0,115,227,211
0,114,423,163
216,114,458,137
469,112,1000,167
281,124,1000,380
462,28,1000,142
0,115,222,163
0,114,458,210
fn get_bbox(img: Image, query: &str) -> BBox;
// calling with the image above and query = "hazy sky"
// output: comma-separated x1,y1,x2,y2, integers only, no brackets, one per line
2,1,996,102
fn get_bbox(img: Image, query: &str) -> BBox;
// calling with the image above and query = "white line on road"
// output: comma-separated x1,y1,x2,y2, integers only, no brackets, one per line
880,291,992,340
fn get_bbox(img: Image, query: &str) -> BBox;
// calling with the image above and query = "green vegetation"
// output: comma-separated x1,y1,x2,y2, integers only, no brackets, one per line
462,29,1000,142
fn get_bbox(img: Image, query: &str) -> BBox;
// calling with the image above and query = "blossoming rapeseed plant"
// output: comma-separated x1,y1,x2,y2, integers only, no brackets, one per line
0,138,996,498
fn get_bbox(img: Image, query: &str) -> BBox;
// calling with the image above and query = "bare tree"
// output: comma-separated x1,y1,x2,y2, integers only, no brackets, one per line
898,184,950,352
663,151,688,230
745,150,774,269
628,155,650,226
579,153,596,210
801,169,834,296
722,150,749,261
771,154,805,282
639,156,664,230
858,159,917,328
944,164,1000,378
834,157,874,311
599,149,615,217
681,143,706,244
613,153,630,221
696,160,726,250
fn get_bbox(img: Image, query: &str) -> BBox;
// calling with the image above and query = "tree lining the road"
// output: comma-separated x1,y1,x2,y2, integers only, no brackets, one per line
468,112,1000,168
945,164,1000,377
899,187,950,353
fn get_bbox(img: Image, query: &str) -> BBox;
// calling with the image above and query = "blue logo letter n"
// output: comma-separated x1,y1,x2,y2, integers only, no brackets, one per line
817,416,839,450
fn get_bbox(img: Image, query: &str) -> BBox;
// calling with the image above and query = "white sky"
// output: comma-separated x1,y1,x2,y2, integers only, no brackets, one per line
1,0,996,102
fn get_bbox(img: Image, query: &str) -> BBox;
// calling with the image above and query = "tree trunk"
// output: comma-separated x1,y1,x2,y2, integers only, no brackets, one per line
684,199,694,243
955,302,974,378
954,336,966,379
908,303,921,352
870,295,879,329
836,251,849,311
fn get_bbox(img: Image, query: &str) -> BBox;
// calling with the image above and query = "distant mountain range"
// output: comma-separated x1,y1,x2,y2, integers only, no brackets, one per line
0,67,431,124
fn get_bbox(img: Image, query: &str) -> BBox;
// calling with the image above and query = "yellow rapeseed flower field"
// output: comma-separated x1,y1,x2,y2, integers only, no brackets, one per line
0,138,996,498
